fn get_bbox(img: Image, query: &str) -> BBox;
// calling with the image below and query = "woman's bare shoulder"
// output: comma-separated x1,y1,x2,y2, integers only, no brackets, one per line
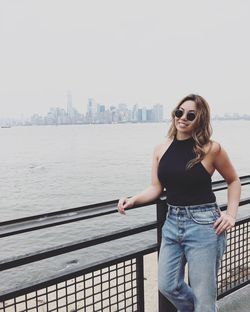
206,140,222,156
154,137,173,160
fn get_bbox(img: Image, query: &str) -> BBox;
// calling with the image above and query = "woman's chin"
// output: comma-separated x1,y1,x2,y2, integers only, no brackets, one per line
176,126,191,134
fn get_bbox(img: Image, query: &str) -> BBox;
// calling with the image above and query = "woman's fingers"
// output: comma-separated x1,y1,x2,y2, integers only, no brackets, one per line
213,212,235,235
117,198,127,215
117,198,133,215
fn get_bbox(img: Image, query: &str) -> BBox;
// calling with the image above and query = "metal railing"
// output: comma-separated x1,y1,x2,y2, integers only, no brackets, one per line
0,175,249,311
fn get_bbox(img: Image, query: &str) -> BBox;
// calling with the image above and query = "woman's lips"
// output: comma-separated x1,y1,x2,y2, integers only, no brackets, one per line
178,122,188,128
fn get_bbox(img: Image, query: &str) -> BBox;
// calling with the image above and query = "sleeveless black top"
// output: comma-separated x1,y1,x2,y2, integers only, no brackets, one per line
157,136,216,206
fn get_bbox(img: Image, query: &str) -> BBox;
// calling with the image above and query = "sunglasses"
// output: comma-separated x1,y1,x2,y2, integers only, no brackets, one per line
174,109,196,122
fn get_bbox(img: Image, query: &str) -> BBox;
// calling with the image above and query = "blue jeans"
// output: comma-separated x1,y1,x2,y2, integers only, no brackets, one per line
158,202,227,312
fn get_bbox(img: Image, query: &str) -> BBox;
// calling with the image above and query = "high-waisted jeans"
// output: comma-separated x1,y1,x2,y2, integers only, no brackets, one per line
158,202,227,312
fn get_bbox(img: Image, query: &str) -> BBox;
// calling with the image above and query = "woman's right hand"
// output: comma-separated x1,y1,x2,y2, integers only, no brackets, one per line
117,197,134,215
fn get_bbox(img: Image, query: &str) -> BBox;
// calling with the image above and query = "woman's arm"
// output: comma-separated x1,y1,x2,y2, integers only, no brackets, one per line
117,144,164,215
212,143,241,234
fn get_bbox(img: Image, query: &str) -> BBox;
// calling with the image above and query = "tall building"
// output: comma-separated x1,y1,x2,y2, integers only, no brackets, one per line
87,98,97,115
142,107,147,122
146,109,154,121
67,91,74,119
132,104,138,122
87,98,97,123
66,91,83,123
153,104,164,122
137,108,142,121
100,105,105,113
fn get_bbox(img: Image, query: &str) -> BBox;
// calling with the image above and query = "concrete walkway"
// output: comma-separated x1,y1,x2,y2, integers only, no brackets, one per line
217,284,250,312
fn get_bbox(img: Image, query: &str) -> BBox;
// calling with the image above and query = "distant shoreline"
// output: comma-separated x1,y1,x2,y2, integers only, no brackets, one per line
1,118,250,128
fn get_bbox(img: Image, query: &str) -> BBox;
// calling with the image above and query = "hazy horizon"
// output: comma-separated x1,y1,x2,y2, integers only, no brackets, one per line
1,99,250,121
1,0,250,118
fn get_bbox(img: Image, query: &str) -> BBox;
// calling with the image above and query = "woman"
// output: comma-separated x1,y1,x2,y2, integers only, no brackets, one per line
117,94,241,312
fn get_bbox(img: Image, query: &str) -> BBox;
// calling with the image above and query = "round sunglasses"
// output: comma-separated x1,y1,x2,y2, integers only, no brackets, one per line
175,109,196,122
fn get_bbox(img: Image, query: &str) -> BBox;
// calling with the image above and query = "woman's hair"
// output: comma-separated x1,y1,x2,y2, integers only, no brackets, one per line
167,94,213,169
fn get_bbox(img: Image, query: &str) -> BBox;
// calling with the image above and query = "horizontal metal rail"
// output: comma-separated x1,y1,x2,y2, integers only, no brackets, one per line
0,221,157,271
212,174,250,191
1,198,250,272
0,175,249,238
0,201,155,238
0,245,158,301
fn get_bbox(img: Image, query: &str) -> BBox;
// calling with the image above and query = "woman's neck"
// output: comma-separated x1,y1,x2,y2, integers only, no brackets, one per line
175,133,192,141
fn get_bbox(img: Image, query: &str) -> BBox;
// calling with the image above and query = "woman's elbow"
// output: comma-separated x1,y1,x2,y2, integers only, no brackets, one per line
228,177,241,191
151,182,163,195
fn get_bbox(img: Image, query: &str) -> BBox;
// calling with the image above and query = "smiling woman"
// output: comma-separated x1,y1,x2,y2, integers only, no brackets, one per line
175,102,198,138
117,93,241,312
169,94,213,169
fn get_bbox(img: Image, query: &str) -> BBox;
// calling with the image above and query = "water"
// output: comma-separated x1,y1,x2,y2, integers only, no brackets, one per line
0,123,161,220
1,121,249,220
0,121,249,294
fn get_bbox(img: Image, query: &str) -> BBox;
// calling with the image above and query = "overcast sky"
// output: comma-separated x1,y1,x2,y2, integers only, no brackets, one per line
0,0,250,118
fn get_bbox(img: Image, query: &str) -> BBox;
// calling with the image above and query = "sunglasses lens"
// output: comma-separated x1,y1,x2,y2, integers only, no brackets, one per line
175,109,196,121
175,109,183,118
187,113,196,121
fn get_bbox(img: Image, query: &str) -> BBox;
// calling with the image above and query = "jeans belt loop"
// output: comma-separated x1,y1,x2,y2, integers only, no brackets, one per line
166,204,171,217
185,207,191,218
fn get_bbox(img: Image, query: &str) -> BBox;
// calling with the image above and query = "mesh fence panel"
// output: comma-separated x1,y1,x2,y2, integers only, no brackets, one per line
217,219,250,296
0,258,140,312
1,219,250,311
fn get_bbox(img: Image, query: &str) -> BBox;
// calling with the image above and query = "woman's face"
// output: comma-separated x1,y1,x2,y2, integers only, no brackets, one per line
174,100,197,137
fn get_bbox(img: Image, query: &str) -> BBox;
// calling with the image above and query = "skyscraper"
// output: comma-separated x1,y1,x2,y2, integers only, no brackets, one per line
67,91,75,121
153,104,164,122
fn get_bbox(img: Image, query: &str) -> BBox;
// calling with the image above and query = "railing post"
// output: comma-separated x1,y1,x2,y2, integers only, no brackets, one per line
157,196,177,312
136,255,145,312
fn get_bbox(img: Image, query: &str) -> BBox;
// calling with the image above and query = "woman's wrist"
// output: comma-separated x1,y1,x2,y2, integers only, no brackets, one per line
226,211,236,219
129,196,136,206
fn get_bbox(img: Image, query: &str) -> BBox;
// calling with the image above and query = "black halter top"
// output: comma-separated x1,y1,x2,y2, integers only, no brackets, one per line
157,136,216,206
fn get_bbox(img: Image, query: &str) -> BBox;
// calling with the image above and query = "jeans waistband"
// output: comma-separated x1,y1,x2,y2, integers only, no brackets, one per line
167,202,218,213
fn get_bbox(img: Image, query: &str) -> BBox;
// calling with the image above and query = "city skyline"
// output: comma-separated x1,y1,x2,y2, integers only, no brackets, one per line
1,90,250,122
1,1,250,117
0,97,165,126
1,92,250,120
1,95,249,128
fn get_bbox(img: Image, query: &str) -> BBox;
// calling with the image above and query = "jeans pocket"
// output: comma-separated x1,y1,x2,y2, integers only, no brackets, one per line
190,209,218,224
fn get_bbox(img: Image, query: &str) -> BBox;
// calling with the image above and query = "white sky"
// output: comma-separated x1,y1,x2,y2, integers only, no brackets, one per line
0,0,250,118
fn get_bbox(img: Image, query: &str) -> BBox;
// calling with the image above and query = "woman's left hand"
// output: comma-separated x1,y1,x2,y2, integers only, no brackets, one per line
213,212,236,235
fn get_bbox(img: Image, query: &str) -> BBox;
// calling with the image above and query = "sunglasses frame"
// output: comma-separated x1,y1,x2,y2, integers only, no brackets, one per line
174,109,196,122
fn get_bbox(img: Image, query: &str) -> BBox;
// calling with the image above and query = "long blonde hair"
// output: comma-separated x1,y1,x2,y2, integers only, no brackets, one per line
167,94,213,169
